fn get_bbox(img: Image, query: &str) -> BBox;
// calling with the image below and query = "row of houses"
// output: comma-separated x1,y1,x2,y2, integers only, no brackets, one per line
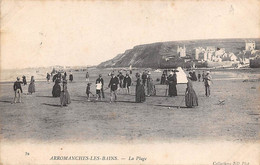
175,40,259,64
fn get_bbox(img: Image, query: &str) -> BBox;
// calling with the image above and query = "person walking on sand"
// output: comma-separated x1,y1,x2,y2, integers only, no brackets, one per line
167,70,177,97
69,73,73,82
60,78,71,107
202,71,205,82
147,72,155,96
108,73,119,103
28,76,35,94
22,75,27,85
12,77,23,103
96,74,104,101
86,83,91,101
123,73,132,94
135,73,146,103
86,72,90,82
46,73,51,82
141,71,147,86
185,75,198,108
204,71,212,97
52,79,61,97
198,72,201,82
96,74,105,98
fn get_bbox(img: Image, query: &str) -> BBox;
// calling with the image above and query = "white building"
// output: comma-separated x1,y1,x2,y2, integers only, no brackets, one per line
245,40,256,51
177,45,186,57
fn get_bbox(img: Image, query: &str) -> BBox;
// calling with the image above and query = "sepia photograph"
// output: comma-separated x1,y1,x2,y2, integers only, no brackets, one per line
0,0,259,164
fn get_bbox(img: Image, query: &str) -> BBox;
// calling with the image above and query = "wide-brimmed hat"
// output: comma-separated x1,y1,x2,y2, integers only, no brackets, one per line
173,69,179,72
206,71,210,74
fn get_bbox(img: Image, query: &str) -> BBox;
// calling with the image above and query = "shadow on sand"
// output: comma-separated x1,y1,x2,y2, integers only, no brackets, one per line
41,103,61,107
154,104,188,109
36,95,54,98
0,100,13,103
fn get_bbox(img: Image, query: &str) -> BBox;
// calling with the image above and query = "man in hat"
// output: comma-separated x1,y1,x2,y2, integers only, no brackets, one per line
13,77,23,103
204,71,212,97
108,73,119,103
167,70,177,97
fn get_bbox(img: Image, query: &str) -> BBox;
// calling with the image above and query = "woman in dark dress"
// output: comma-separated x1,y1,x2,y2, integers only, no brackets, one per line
28,76,35,94
52,79,61,97
167,71,177,97
60,79,71,107
135,73,145,103
22,75,27,85
185,76,198,108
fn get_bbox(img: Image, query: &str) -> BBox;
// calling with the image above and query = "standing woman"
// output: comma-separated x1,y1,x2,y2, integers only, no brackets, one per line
135,73,145,103
185,76,198,108
147,73,155,96
28,76,35,94
167,70,177,97
60,78,71,107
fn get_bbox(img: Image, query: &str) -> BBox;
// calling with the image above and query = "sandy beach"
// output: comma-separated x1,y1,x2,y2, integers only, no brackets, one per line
0,68,259,144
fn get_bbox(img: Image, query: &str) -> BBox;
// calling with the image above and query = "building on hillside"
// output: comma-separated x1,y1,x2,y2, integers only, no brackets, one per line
177,45,186,58
245,40,256,51
194,47,205,60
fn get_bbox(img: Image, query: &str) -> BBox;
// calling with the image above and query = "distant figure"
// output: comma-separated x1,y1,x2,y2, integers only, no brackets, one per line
123,73,132,94
60,79,71,107
135,73,145,103
204,71,212,97
108,73,119,103
167,70,177,97
160,72,166,85
141,71,147,86
86,72,89,82
28,76,35,94
69,73,73,82
118,72,124,89
52,79,61,97
191,70,197,81
86,83,91,101
64,72,67,79
198,72,201,82
46,73,50,82
202,71,205,82
13,77,23,103
147,73,156,96
96,74,104,100
22,75,27,85
185,76,198,108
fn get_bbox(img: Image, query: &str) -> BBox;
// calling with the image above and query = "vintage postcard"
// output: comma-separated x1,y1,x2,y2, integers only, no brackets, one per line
0,0,259,164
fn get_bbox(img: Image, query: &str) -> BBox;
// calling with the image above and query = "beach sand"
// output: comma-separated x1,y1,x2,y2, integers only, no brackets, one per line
0,69,259,143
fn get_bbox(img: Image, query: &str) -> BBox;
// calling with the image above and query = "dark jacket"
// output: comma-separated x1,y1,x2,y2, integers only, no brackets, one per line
108,76,119,91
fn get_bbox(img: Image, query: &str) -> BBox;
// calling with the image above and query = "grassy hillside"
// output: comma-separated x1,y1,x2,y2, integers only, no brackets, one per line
98,38,260,68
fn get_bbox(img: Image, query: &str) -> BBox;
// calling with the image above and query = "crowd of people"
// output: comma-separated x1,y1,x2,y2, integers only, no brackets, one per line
12,68,213,108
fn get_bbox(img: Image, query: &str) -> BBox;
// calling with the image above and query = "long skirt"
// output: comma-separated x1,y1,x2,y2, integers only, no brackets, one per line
185,89,198,108
52,84,61,97
60,90,71,106
147,83,156,96
28,83,35,93
168,84,177,96
136,85,145,103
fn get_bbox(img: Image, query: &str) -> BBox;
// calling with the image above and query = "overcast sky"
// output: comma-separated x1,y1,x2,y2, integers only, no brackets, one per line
1,0,259,69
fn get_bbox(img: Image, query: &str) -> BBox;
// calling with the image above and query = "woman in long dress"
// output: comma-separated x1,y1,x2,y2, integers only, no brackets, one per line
185,77,198,108
147,74,156,96
135,73,145,103
60,79,71,107
52,79,61,97
28,76,35,94
167,71,177,97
